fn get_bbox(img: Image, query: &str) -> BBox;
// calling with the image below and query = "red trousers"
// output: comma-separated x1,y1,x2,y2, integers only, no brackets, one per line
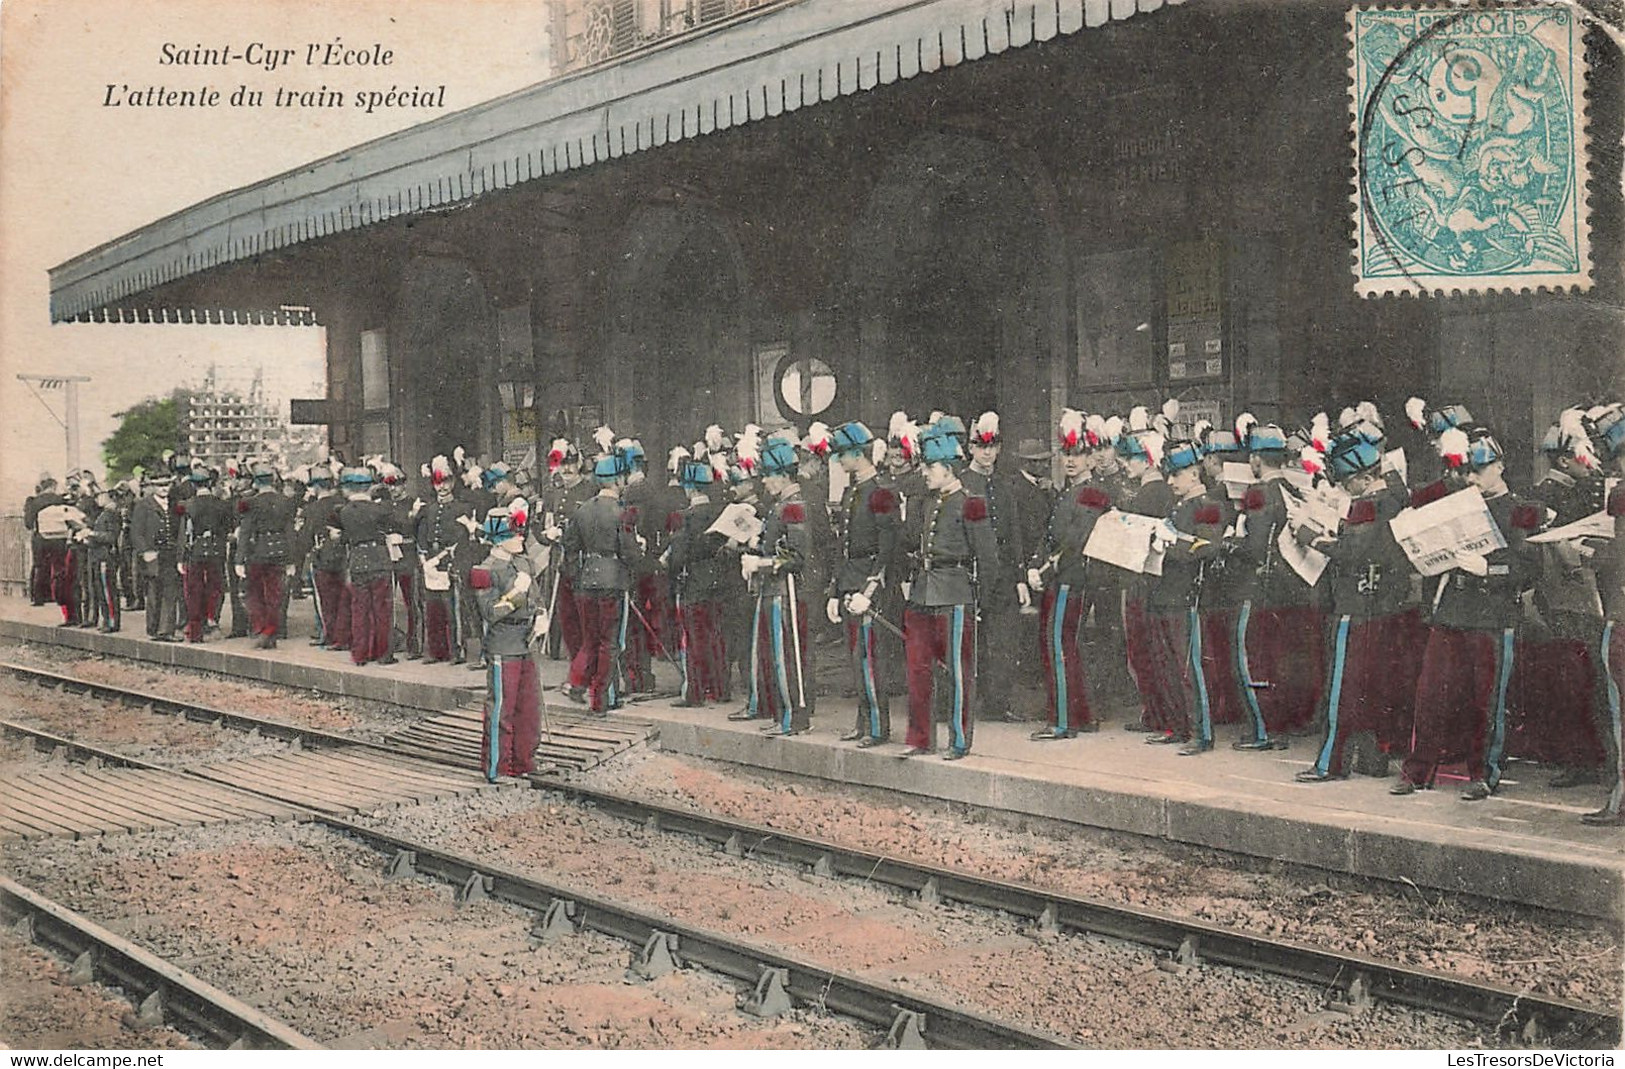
556,575,583,662
1237,601,1325,738
625,574,660,692
183,561,223,641
1401,626,1515,789
1145,609,1212,744
1512,628,1605,768
1124,597,1158,727
348,575,393,664
1200,608,1244,726
93,561,120,631
41,544,75,622
846,615,890,740
750,594,812,732
678,597,727,704
423,595,455,662
571,592,626,712
1307,612,1422,777
904,605,975,753
1039,584,1093,732
480,654,540,779
245,564,286,638
313,568,351,648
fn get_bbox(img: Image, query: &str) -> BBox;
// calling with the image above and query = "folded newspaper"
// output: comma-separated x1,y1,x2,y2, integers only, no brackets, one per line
707,501,762,544
1221,462,1252,502
1388,486,1507,577
1083,510,1166,576
1276,527,1329,586
1526,511,1613,544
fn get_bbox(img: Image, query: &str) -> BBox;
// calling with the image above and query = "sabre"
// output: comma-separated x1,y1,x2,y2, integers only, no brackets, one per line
626,596,685,672
786,572,806,710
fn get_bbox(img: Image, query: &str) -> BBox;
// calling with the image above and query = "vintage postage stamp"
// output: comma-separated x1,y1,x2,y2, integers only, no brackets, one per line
1348,5,1591,296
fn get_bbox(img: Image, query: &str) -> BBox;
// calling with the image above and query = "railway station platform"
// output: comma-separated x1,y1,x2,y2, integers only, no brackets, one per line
4,597,1621,922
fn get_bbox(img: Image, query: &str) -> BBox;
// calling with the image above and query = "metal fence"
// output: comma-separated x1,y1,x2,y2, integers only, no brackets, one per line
0,515,30,598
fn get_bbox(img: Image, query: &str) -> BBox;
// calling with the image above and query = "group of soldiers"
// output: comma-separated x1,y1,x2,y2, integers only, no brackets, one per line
19,395,1625,823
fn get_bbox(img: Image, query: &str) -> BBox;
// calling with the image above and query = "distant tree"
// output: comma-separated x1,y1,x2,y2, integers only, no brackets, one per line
103,392,184,481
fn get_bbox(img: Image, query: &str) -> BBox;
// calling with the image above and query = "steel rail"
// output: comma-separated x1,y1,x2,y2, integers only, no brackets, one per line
0,718,1070,1049
540,782,1622,1046
0,876,322,1050
9,658,1620,1046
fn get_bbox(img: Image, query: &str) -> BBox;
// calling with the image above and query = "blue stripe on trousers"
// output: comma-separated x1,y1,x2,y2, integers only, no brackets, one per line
748,595,762,716
1235,600,1268,740
771,597,793,731
487,658,503,780
1485,628,1514,789
1188,606,1211,744
861,618,880,737
1314,615,1351,775
1051,586,1070,733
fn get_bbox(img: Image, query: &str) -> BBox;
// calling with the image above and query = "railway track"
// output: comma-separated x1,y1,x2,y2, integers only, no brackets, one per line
5,656,1619,1047
0,716,1068,1048
1,877,321,1050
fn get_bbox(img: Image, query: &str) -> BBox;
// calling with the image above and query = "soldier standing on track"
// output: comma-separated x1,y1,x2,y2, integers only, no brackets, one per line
736,433,814,736
563,438,644,714
901,418,998,761
1024,409,1111,740
665,447,730,708
178,468,232,643
130,473,183,642
1392,425,1541,801
1293,419,1420,781
334,466,397,666
236,460,298,650
825,420,900,747
469,503,546,781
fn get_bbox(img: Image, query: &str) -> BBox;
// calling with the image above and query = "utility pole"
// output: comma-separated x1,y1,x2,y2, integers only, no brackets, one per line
16,374,91,474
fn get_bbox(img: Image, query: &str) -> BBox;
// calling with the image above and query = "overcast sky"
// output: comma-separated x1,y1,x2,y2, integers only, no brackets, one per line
0,0,554,505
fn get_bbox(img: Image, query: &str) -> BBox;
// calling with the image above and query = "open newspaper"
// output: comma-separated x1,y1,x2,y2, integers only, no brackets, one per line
1084,510,1167,576
707,501,762,545
1388,486,1507,577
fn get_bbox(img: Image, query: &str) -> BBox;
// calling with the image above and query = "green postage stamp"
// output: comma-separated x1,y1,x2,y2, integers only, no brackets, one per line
1349,5,1591,296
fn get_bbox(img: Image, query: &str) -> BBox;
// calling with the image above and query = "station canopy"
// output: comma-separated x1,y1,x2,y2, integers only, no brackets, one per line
50,0,1182,325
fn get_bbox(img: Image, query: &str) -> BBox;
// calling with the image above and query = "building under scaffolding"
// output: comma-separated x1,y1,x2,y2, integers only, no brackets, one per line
183,366,281,470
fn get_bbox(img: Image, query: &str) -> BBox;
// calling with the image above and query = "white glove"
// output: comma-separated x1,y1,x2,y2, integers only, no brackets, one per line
635,533,648,553
141,550,158,563
386,533,404,546
543,525,564,543
1150,523,1176,553
899,580,911,600
511,570,533,595
1457,552,1489,577
530,612,550,642
1016,582,1031,609
285,565,297,577
826,597,842,625
234,564,247,580
1026,567,1044,591
176,561,186,575
410,499,424,517
740,553,765,578
846,592,871,615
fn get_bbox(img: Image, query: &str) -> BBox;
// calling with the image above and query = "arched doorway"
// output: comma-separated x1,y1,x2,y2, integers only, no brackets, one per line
846,133,1068,439
606,205,750,459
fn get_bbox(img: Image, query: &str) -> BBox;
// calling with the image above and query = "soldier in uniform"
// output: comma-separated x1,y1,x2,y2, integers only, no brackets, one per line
734,433,814,735
901,418,998,760
563,441,644,714
878,413,923,698
303,464,350,650
333,466,396,666
130,473,183,641
235,461,298,649
1117,409,1175,734
1194,421,1248,730
960,412,1027,723
1517,408,1609,785
1583,403,1625,824
825,421,900,746
665,447,730,707
1024,409,1111,739
416,455,472,664
1292,420,1420,780
618,439,664,694
717,426,762,700
178,468,232,643
1230,415,1323,750
538,438,594,666
83,487,122,633
24,474,63,607
1392,425,1541,800
219,461,251,638
375,462,423,660
469,504,546,780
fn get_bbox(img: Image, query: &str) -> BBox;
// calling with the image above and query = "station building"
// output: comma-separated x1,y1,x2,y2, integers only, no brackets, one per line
49,0,1623,486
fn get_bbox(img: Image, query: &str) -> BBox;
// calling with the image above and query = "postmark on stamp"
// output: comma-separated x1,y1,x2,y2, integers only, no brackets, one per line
1349,5,1590,296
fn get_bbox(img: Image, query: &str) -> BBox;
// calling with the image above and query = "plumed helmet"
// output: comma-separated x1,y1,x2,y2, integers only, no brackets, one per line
547,438,578,474
919,419,966,466
1057,409,1087,456
886,411,919,463
970,411,1001,447
803,422,833,459
477,507,520,543
593,453,631,482
1246,421,1289,454
677,457,715,488
1160,438,1203,476
429,455,455,487
1327,431,1384,481
377,462,407,486
249,460,277,484
340,466,375,487
1462,425,1503,470
758,435,800,477
481,461,511,490
1589,403,1625,460
829,420,874,457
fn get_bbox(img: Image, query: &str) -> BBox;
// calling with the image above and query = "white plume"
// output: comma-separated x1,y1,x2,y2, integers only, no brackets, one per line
1405,397,1427,430
1356,401,1382,429
1235,412,1258,441
592,425,615,454
1128,405,1150,432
